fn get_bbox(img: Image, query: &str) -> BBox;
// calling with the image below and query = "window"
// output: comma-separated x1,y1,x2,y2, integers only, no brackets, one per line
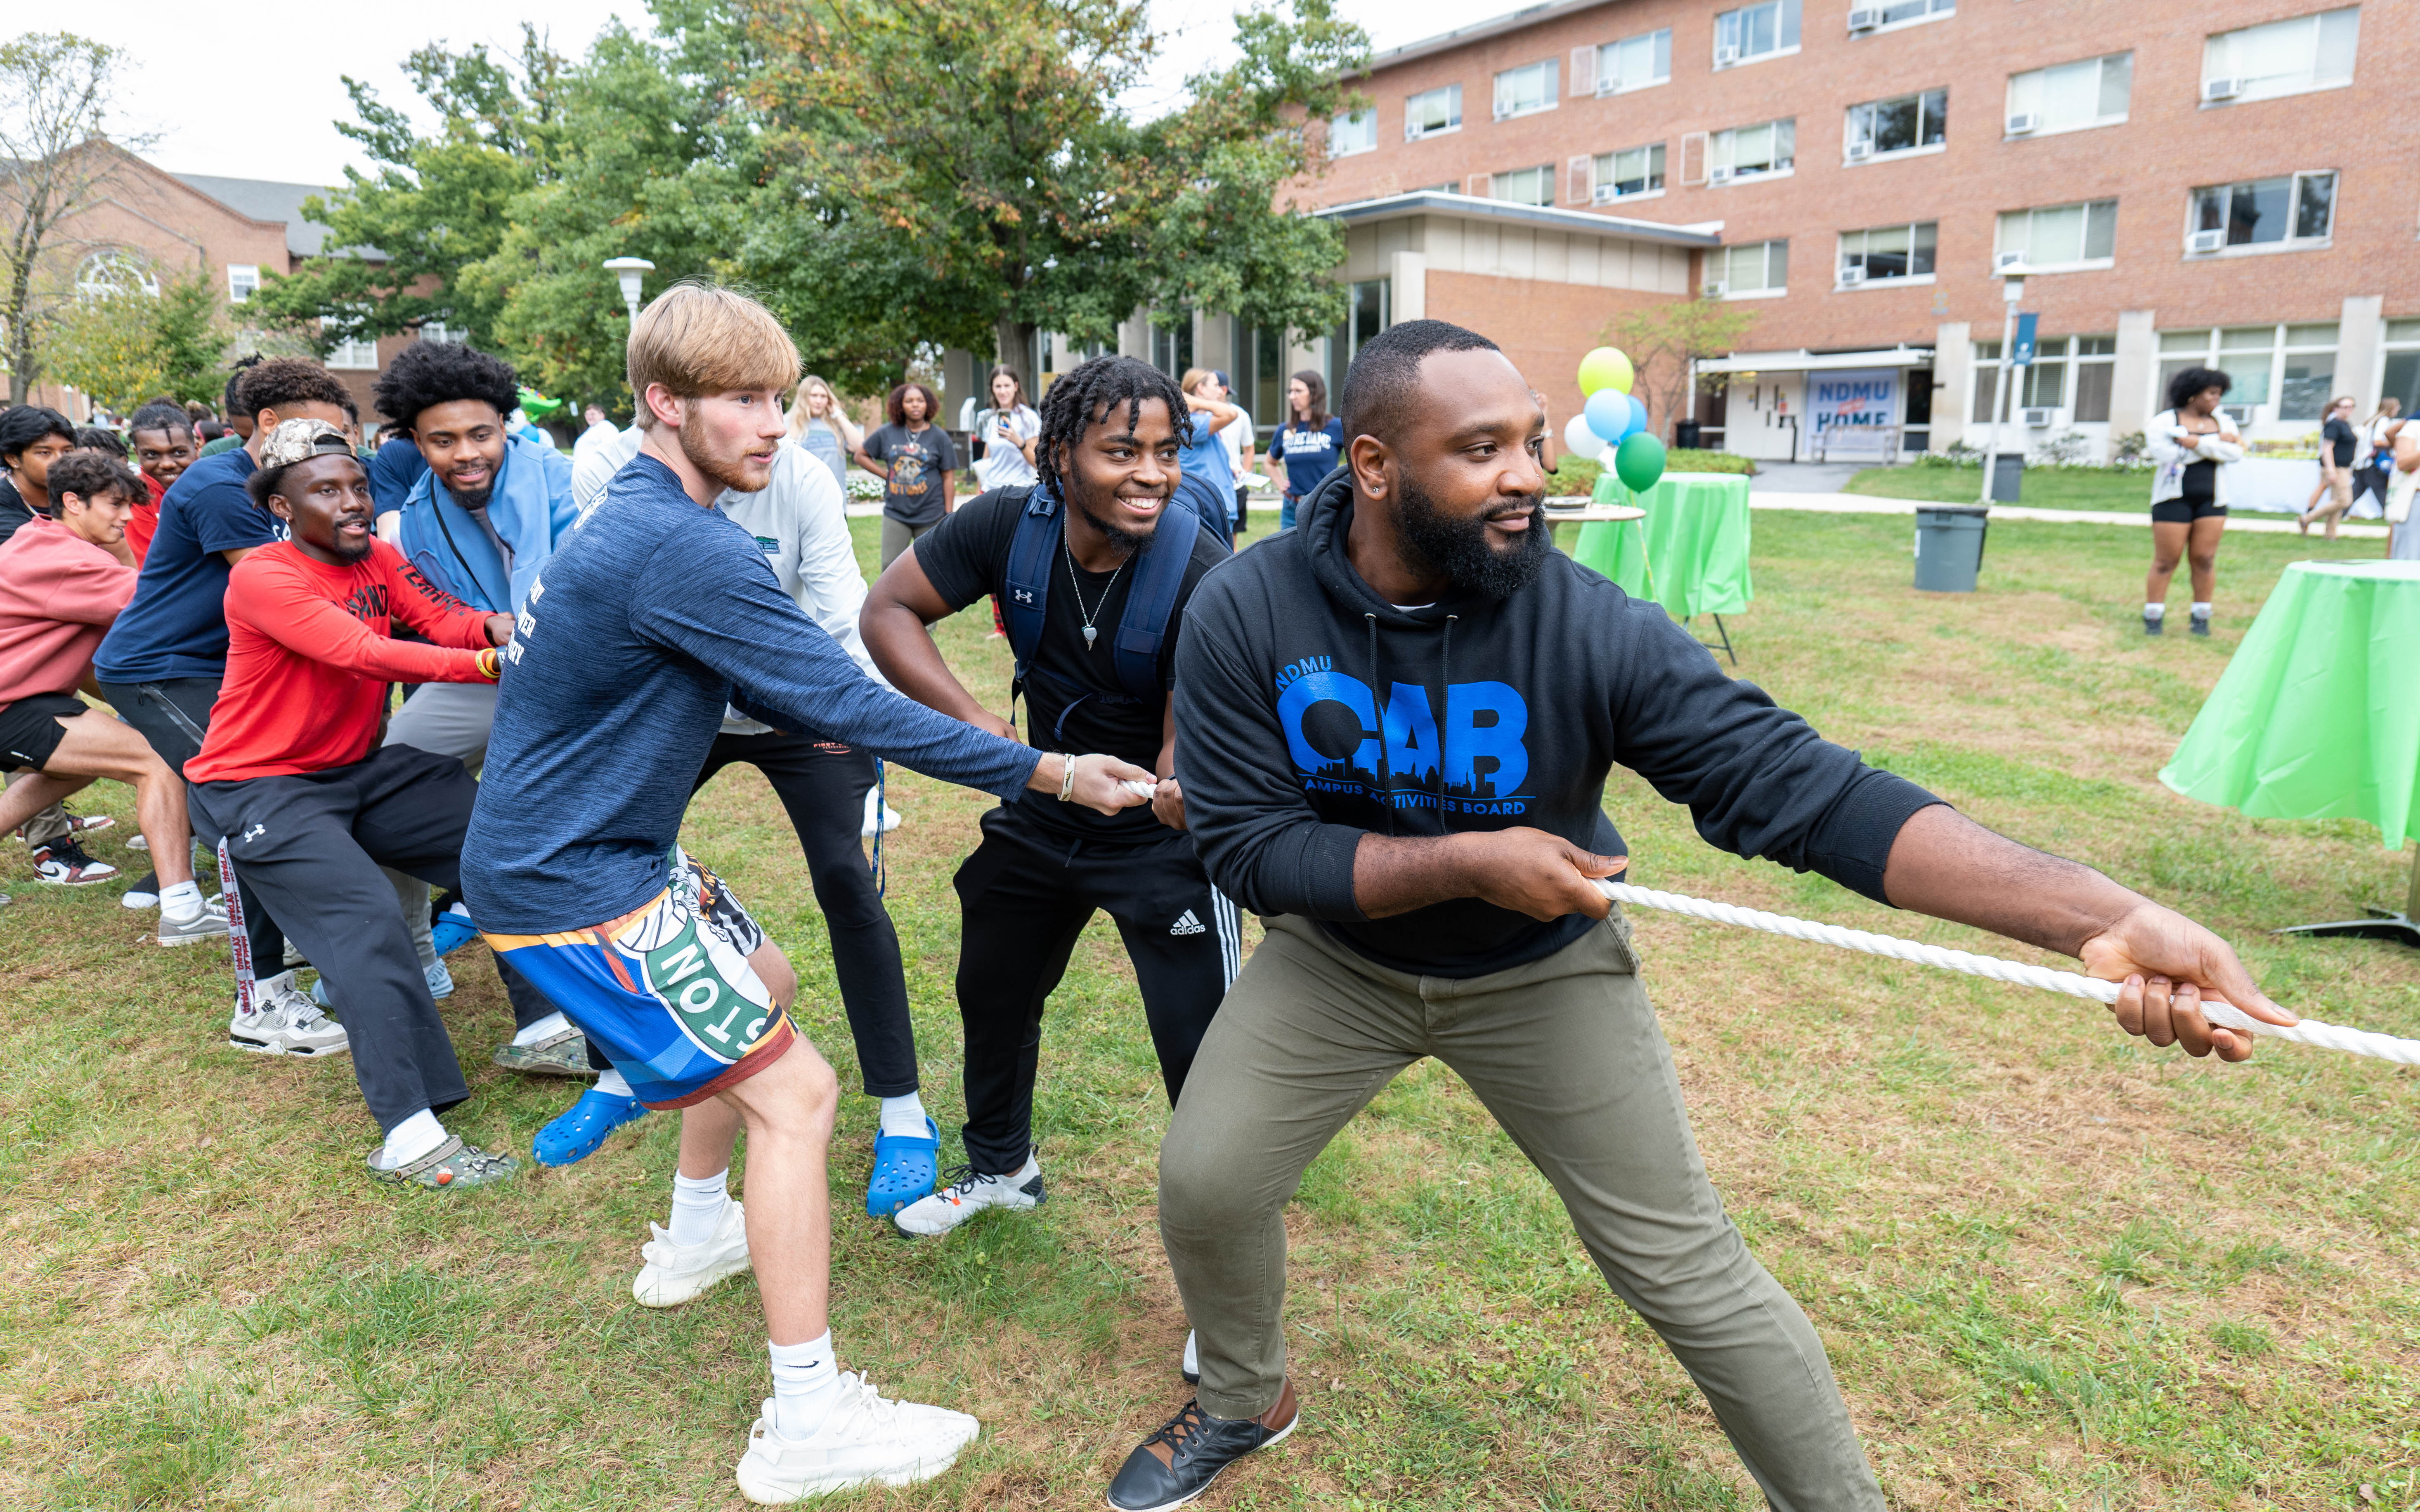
77,249,158,298
227,264,260,303
1330,109,1376,157
2007,53,2130,135
1846,88,1946,159
1151,316,1193,378
1708,240,1787,297
2157,323,2341,421
1597,28,1671,93
2188,173,2335,252
1709,120,1794,183
417,321,461,345
1492,165,1555,206
2072,335,2116,421
1405,85,1462,141
2384,319,2420,420
1494,60,1557,120
1327,279,1389,399
2204,7,2359,104
1838,222,1936,284
1593,144,1666,202
326,335,380,370
1971,337,2113,422
1714,0,1799,66
1996,199,2118,270
1869,0,1953,24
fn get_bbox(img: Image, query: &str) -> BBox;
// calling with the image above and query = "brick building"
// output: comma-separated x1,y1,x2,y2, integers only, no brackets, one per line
1285,0,2413,463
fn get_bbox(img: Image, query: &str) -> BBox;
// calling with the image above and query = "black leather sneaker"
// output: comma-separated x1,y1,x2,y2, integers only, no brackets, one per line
2189,612,2212,637
2143,612,2163,637
1105,1381,1296,1511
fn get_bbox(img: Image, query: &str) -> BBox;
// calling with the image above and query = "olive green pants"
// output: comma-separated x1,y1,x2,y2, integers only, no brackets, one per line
1158,911,1885,1511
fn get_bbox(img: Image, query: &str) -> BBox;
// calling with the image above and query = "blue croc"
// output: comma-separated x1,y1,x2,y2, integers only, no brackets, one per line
866,1116,940,1217
430,905,482,959
534,1089,647,1167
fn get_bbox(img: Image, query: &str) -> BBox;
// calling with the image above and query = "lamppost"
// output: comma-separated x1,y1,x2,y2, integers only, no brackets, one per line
1979,266,2027,506
603,257,654,324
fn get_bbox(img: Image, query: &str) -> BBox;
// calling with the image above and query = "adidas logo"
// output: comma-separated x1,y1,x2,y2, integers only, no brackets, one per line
1169,910,1206,936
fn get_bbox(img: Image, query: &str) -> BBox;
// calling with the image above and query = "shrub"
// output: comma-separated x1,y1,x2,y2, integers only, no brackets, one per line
2032,429,2091,466
1546,455,1602,496
2108,431,2149,469
1667,448,1756,476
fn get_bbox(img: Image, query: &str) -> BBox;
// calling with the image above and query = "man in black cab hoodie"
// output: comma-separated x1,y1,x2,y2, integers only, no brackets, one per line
1102,320,2294,1512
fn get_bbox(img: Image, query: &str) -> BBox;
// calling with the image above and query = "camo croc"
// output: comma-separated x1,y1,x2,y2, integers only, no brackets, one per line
866,1116,940,1218
492,1026,600,1078
368,1134,518,1190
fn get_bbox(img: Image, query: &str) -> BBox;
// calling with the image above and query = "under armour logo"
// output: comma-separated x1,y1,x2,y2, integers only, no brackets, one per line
1012,589,1035,604
242,824,265,842
1169,910,1205,936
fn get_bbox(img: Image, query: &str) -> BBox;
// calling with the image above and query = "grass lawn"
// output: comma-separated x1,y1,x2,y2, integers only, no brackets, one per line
1846,465,2159,513
13,509,2420,1511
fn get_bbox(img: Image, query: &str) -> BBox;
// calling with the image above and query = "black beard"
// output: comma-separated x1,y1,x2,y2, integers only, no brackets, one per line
1395,481,1550,600
329,525,375,564
1068,479,1153,557
447,480,493,512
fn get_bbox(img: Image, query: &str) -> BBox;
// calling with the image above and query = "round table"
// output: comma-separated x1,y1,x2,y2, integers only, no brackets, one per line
2161,559,2420,944
1543,500,1645,552
1571,472,1754,662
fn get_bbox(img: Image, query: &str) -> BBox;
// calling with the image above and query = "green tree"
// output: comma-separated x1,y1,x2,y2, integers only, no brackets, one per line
1612,295,1764,440
150,269,232,405
44,287,164,413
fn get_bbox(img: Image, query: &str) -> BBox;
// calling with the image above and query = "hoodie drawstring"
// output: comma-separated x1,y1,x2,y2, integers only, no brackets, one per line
1439,615,1457,826
1364,614,1399,835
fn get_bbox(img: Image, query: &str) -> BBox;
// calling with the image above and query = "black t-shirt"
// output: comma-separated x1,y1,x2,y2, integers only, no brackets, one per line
862,422,959,528
0,478,40,547
914,486,1230,840
2325,417,2357,467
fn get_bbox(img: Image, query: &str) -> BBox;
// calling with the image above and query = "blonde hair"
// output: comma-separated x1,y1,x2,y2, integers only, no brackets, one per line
787,375,837,438
626,280,801,427
1180,367,1217,396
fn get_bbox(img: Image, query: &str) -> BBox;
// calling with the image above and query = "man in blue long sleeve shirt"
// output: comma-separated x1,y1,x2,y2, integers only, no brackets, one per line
463,283,1154,1504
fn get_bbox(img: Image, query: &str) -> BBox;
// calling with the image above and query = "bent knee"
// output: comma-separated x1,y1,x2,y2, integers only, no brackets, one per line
1158,1131,1283,1235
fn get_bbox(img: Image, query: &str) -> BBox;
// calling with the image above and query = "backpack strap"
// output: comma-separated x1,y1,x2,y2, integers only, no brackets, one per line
999,485,1054,685
1109,501,1199,702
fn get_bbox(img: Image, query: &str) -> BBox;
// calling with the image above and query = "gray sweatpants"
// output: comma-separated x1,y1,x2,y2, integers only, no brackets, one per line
1158,912,1886,1511
381,682,502,969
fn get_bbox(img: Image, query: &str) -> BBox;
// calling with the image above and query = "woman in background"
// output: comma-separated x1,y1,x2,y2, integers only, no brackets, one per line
2354,397,2404,522
787,375,863,491
1264,370,1343,535
2144,366,2240,637
970,367,1041,493
2298,395,2359,540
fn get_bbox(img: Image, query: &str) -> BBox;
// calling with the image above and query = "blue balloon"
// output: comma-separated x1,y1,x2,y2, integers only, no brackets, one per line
1584,388,1632,443
1619,398,1649,440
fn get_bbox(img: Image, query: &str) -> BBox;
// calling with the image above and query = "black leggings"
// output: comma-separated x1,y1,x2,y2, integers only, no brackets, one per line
688,729,919,1097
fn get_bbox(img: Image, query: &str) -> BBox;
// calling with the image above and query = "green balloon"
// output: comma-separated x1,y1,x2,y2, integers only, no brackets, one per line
1576,346,1635,396
1614,433,1666,493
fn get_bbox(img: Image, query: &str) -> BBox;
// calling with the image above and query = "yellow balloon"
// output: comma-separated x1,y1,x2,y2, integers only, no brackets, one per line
1576,347,1635,396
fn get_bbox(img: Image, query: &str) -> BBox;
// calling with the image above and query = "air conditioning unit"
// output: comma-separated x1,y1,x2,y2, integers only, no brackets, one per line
1709,165,1733,184
1846,140,1873,161
1847,7,1881,29
2202,77,2240,101
1702,280,1728,297
2186,228,2226,254
1840,266,1867,286
1593,183,1618,203
1493,105,1511,120
2022,406,2055,428
1995,250,2028,272
1714,44,1740,67
2005,112,2038,135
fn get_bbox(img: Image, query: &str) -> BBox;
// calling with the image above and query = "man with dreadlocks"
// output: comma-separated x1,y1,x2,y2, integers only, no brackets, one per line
861,354,1236,1251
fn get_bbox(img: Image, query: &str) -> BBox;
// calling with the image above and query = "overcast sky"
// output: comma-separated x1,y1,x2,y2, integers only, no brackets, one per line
80,0,1484,187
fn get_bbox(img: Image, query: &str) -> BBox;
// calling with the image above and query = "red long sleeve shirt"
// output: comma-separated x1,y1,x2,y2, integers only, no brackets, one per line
185,539,496,783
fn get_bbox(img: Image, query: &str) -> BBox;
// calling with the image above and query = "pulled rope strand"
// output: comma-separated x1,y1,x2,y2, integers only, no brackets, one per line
1598,880,2420,1066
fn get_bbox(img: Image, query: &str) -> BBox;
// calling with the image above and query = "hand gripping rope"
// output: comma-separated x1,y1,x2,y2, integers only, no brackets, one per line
1594,880,2420,1066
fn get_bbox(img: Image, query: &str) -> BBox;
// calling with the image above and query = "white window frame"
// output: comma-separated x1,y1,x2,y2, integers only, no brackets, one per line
2155,323,2342,424
325,334,382,370
1405,84,1463,142
1596,28,1671,95
2202,6,2359,107
1491,165,1556,207
2185,172,2336,258
1329,108,1377,158
1713,0,1800,69
1593,143,1667,204
227,264,260,304
2005,52,2130,138
1995,199,2118,274
1709,239,1788,299
1844,88,1947,164
1836,222,1938,288
1857,0,1954,36
1493,60,1558,121
1708,119,1795,184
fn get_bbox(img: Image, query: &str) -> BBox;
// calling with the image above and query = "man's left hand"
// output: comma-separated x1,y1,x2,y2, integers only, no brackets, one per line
484,613,515,647
1153,777,1186,831
2078,900,2297,1061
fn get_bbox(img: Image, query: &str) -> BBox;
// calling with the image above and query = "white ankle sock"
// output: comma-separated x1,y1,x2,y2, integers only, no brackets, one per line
376,1109,448,1170
160,880,204,921
2143,602,2165,619
511,1011,570,1047
878,1092,929,1139
768,1332,843,1439
595,1067,634,1098
991,1150,1041,1184
669,1167,729,1246
2191,601,2212,618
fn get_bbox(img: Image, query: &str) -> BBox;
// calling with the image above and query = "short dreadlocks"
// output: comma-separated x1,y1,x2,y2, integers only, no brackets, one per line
1035,355,1194,498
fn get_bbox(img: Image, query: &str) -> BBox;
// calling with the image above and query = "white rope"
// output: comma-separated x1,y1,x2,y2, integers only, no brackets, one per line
1597,880,2420,1066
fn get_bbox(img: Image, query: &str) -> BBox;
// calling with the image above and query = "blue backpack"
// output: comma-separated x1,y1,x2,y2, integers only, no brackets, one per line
999,483,1201,742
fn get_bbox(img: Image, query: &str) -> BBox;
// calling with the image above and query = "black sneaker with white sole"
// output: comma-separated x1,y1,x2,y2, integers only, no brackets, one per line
1105,1382,1297,1512
30,838,116,885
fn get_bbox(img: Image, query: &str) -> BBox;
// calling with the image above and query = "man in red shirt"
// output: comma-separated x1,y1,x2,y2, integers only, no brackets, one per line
0,452,225,940
186,419,532,1189
126,401,200,567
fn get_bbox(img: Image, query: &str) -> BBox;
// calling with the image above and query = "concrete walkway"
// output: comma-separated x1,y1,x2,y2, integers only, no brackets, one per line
1748,491,2391,540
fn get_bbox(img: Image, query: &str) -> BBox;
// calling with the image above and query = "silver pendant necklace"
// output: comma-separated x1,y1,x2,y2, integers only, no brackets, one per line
1066,543,1126,650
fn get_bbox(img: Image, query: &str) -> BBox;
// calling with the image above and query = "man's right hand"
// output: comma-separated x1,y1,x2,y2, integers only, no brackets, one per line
1463,828,1627,920
971,709,1020,742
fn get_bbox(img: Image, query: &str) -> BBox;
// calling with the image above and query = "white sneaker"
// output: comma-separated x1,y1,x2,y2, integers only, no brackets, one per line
158,899,230,947
633,1199,752,1307
229,970,350,1057
891,1163,1045,1238
734,1376,980,1503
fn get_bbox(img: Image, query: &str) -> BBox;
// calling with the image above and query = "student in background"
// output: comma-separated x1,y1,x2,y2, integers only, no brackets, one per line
856,382,957,568
2299,396,2360,541
2353,397,2404,519
0,407,77,543
127,401,201,566
572,402,622,472
970,367,1041,493
1263,369,1342,535
1213,370,1254,538
1175,369,1241,547
198,359,261,456
786,376,863,492
2145,367,2240,637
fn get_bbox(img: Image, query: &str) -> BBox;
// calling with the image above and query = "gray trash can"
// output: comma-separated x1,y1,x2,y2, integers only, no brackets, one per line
1988,453,2023,502
1914,505,1990,592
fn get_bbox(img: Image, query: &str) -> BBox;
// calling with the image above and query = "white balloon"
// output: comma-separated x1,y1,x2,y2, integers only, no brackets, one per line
1562,412,1607,460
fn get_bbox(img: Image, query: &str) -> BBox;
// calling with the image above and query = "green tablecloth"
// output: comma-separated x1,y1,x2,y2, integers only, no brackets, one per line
2161,560,2420,849
1572,472,1754,616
